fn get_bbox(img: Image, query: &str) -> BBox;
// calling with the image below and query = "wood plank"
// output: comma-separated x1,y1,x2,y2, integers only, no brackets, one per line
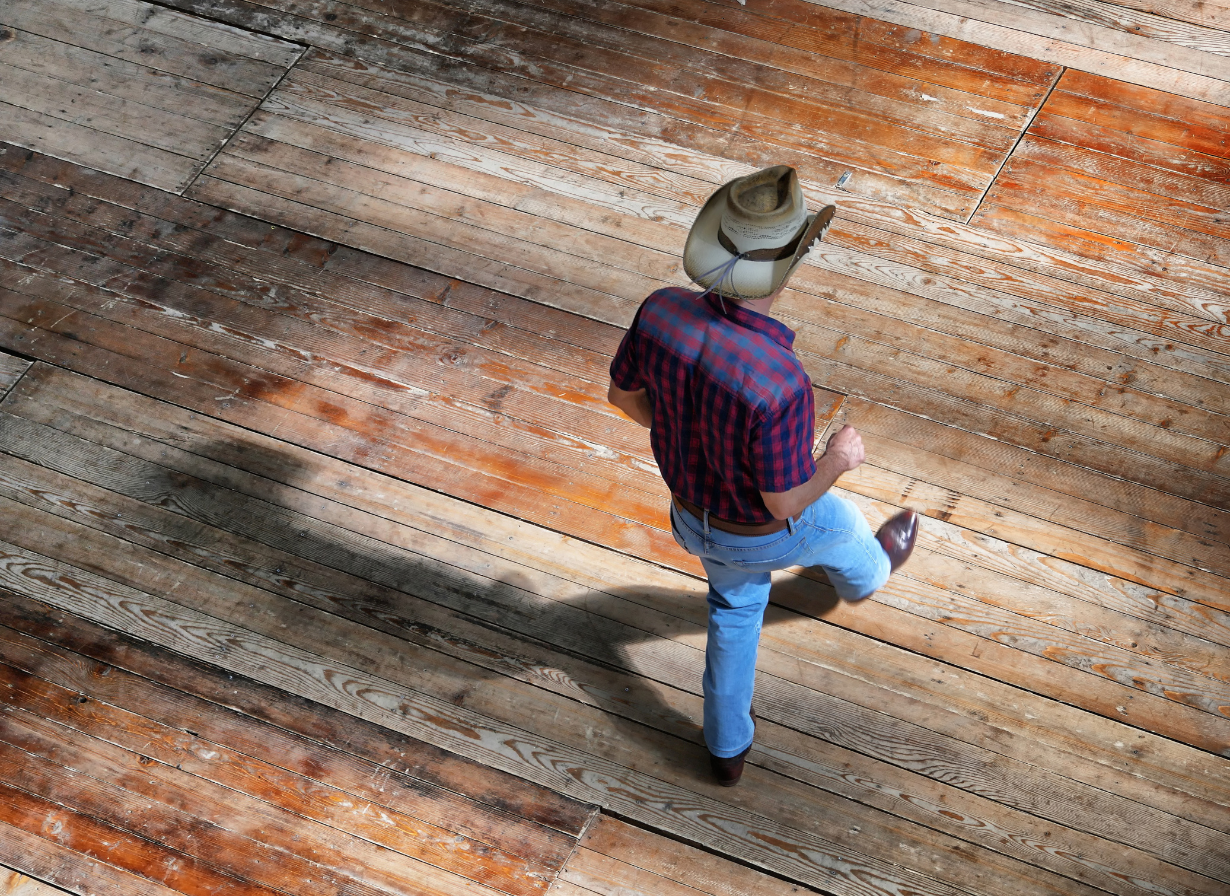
1001,137,1230,239
0,60,230,158
838,397,1230,607
0,661,562,896
0,548,1021,896
0,256,670,523
151,0,982,216
0,275,666,526
212,131,682,287
792,0,1230,104
289,41,980,213
984,157,1230,269
849,0,1230,73
0,778,285,896
0,351,30,402
555,0,1056,105
787,323,1230,511
969,0,1230,55
0,717,412,896
233,82,1230,372
0,287,685,568
781,265,1230,447
1,0,290,97
0,597,589,852
4,157,1225,743
2,401,1220,896
4,487,1220,896
39,0,303,65
189,168,649,324
315,0,1020,167
1082,0,1230,32
823,217,1230,384
14,85,1225,391
969,202,1230,323
0,102,200,193
7,401,1224,766
185,132,1230,506
572,816,795,896
838,444,1230,615
2,375,1225,826
984,157,1230,265
2,517,1221,896
5,529,1228,889
0,27,255,128
12,364,1228,830
0,207,664,494
0,159,621,386
0,145,629,366
1054,71,1230,156
257,65,756,217
526,0,1037,127
0,819,184,896
4,189,1225,583
1030,110,1230,184
0,869,71,896
188,140,1230,502
430,0,1025,153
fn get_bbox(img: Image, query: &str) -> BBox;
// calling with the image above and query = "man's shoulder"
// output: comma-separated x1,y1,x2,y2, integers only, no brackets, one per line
639,287,701,319
635,287,707,342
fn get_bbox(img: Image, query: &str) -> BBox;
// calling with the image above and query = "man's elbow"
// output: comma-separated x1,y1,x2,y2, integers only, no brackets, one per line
760,491,803,521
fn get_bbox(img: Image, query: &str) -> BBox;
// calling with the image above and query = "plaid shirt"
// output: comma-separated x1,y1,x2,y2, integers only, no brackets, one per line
611,287,816,524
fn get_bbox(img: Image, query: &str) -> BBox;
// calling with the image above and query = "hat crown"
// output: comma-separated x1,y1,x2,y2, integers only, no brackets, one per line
720,166,807,253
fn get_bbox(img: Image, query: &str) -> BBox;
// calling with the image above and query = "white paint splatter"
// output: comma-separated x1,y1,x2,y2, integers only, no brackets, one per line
968,108,1008,119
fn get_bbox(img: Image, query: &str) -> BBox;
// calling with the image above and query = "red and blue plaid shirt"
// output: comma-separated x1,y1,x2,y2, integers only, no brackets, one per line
611,287,816,523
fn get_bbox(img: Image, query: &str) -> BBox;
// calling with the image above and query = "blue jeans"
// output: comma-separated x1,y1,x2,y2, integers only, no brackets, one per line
670,493,890,757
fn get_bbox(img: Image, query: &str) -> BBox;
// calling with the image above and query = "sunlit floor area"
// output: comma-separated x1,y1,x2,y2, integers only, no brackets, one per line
0,0,1228,894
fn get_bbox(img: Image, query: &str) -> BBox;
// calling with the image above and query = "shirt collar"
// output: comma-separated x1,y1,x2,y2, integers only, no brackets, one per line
703,290,797,350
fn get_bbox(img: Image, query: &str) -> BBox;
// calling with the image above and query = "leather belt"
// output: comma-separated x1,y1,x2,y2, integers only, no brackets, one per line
672,495,795,535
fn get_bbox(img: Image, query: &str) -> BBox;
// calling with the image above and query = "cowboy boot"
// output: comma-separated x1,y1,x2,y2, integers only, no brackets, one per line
709,709,756,786
877,510,918,571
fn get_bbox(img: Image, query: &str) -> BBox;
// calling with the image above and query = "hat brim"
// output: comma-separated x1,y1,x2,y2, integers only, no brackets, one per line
683,187,834,299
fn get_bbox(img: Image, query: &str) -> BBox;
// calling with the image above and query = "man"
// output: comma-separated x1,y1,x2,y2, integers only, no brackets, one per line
608,166,918,786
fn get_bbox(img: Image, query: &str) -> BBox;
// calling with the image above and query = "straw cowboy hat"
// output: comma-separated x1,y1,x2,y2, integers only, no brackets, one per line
683,165,835,299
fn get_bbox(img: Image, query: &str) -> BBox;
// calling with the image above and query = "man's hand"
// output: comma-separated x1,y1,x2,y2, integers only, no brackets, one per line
822,424,864,473
761,424,865,520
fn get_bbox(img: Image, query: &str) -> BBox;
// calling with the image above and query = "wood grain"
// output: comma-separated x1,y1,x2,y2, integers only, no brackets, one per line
0,662,562,896
0,868,70,896
3,524,1224,886
0,818,184,896
2,0,290,97
9,363,1228,828
789,0,1230,103
0,544,1026,896
0,352,30,402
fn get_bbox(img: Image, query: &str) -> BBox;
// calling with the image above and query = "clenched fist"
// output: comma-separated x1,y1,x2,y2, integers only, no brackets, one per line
823,424,865,473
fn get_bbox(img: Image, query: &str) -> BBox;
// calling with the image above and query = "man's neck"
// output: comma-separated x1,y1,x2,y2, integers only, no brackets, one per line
735,286,782,317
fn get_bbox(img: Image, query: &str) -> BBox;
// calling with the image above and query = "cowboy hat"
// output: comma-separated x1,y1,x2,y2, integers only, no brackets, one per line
683,165,835,299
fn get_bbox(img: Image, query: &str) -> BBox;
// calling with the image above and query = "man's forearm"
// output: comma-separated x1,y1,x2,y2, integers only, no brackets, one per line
761,424,865,519
762,453,845,519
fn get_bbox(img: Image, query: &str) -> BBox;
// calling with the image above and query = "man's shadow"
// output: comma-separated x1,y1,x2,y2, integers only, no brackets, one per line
139,435,843,783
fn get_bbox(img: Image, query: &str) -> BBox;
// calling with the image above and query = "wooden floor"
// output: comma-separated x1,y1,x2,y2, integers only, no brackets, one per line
1,0,1228,894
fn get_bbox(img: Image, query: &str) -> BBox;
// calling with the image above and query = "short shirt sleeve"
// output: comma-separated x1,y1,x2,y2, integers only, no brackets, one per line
749,387,817,494
609,304,646,392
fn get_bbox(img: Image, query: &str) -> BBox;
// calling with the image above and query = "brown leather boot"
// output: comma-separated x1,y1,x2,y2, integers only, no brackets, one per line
709,743,752,786
877,510,918,570
708,710,756,786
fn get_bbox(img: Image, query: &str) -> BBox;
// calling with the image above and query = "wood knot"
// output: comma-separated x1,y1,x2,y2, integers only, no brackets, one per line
0,29,14,42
